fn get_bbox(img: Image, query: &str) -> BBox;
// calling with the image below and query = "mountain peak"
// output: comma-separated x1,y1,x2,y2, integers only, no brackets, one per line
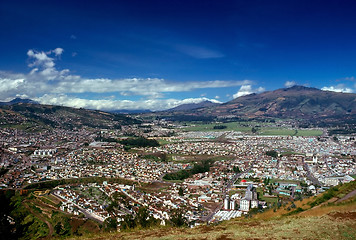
9,98,38,104
0,98,38,106
283,85,319,91
196,86,356,121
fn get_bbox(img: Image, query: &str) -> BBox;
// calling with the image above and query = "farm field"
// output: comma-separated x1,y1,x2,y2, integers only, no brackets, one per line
182,122,323,136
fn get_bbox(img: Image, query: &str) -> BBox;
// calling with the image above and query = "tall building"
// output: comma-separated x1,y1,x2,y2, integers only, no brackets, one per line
224,196,229,210
240,184,258,211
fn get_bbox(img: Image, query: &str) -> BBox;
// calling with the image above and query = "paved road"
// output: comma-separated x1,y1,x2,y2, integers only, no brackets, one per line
205,168,248,223
336,189,356,203
203,202,223,222
302,160,321,186
51,192,104,223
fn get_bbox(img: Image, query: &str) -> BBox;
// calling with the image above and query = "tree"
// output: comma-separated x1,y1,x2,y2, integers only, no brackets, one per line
178,187,184,196
103,217,118,232
106,200,118,213
266,150,278,158
120,207,159,230
120,215,136,230
233,166,240,173
54,221,70,236
170,209,187,227
251,127,258,133
213,125,227,129
135,206,150,228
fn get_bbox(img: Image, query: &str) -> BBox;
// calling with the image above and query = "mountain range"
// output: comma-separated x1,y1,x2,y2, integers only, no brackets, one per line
167,100,220,112
157,86,356,125
1,86,356,128
0,102,140,131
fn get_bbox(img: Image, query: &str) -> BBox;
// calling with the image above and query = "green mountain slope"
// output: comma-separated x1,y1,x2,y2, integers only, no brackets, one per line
0,103,140,131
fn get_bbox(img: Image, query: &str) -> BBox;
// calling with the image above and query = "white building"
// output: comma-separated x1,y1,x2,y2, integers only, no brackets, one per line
230,200,236,210
239,184,259,212
224,197,229,210
33,149,57,157
239,199,250,211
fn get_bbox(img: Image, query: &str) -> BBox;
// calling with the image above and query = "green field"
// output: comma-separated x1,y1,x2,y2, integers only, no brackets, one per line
182,122,323,136
256,187,278,203
259,129,323,136
157,139,172,145
182,122,252,132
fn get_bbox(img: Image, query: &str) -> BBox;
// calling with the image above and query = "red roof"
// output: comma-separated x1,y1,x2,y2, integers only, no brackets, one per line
241,179,247,182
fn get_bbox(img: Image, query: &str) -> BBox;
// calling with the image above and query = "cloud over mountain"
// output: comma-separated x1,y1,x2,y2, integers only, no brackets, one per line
0,48,251,110
233,85,265,98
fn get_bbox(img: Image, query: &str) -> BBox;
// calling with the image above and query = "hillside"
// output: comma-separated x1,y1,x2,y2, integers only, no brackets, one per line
213,86,356,119
167,100,220,112
70,181,356,240
0,102,140,131
155,86,356,125
0,161,355,240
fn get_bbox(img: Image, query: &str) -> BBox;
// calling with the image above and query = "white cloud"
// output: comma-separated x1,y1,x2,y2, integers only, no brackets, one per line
35,94,221,111
256,87,266,92
321,84,353,93
284,81,296,88
215,95,220,99
53,48,64,56
0,48,253,110
3,69,236,101
27,49,56,68
233,85,265,99
0,76,25,92
233,85,253,98
1,55,252,99
51,77,251,96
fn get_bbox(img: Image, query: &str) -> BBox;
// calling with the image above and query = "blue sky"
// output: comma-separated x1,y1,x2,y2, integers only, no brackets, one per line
1,0,356,110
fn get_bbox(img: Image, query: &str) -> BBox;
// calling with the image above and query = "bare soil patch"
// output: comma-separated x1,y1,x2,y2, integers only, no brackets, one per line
216,234,233,240
328,211,356,220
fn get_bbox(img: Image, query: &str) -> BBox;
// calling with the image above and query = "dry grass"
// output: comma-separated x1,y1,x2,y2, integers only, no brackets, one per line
66,182,356,240
254,197,311,220
68,197,356,240
69,211,355,239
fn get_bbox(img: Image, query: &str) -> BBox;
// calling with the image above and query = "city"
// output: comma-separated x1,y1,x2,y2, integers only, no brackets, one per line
1,118,355,232
1,1,356,239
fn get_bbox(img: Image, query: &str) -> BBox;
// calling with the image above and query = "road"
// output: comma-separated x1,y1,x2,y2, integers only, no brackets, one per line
202,202,223,222
205,168,248,223
51,192,105,223
302,160,321,186
336,189,356,203
23,200,54,239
